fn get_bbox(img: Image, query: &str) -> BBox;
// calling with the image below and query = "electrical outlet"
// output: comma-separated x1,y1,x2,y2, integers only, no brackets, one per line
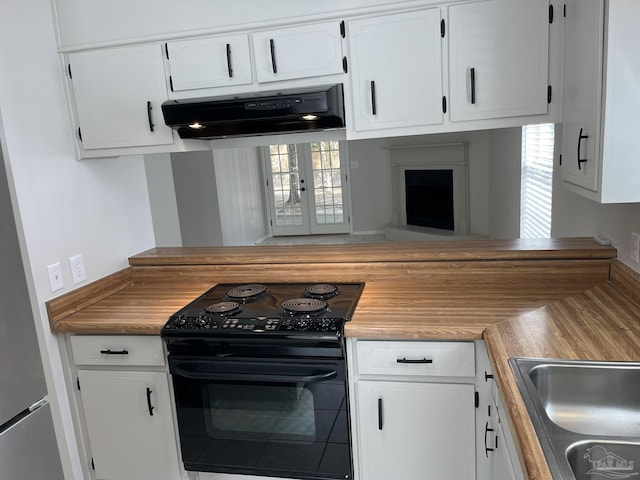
632,232,640,263
47,263,64,292
69,254,87,285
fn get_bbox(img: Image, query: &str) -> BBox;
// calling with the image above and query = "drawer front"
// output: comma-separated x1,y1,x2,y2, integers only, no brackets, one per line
355,340,475,377
70,335,165,367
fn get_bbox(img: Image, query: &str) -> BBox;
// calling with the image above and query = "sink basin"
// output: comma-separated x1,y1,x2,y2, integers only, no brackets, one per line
510,358,640,480
527,361,640,436
567,441,640,479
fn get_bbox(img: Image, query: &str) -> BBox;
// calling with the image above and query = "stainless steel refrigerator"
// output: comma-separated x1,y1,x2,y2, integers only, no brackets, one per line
0,141,65,478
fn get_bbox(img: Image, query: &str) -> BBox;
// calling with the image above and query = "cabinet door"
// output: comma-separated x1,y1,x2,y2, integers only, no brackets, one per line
68,44,174,150
166,34,252,91
356,381,475,480
252,21,344,83
348,9,444,131
492,418,520,480
560,0,603,191
448,0,549,122
77,370,181,480
599,0,640,202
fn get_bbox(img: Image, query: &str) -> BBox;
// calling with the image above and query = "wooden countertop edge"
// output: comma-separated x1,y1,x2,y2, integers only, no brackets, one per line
127,238,616,266
344,325,485,339
483,325,553,480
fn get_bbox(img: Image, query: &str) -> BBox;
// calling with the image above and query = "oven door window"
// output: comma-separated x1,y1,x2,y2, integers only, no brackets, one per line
170,356,351,479
206,383,317,441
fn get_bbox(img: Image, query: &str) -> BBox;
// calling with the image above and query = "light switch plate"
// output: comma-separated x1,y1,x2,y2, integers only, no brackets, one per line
47,263,64,292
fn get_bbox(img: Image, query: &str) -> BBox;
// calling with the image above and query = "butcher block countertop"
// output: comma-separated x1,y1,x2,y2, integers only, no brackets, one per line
45,237,640,480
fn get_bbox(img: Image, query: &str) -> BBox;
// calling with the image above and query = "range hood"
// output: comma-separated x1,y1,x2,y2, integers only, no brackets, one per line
162,84,344,139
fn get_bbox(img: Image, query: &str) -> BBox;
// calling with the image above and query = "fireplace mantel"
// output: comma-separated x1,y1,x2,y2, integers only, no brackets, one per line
389,143,470,237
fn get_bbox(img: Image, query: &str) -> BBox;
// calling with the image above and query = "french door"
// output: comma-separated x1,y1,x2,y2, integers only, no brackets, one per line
263,141,350,236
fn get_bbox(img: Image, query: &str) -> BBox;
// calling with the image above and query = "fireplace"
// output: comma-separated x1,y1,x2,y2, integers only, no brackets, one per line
390,143,469,237
405,169,454,230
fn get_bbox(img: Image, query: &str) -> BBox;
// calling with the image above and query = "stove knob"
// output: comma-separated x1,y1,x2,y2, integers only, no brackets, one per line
297,319,310,331
196,316,209,328
320,319,333,331
174,316,187,327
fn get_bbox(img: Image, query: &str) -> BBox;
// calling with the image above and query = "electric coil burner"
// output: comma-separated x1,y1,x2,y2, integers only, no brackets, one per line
225,283,268,302
161,282,364,480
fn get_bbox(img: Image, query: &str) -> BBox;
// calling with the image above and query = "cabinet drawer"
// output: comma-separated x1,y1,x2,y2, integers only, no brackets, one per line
70,335,165,367
355,341,475,377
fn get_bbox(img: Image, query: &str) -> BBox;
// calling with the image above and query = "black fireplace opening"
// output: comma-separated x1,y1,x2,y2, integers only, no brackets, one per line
405,169,454,231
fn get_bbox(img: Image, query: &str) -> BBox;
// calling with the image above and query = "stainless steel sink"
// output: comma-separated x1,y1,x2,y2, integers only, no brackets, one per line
510,358,640,480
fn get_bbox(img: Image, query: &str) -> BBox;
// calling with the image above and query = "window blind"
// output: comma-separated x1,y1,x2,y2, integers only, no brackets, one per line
520,123,554,239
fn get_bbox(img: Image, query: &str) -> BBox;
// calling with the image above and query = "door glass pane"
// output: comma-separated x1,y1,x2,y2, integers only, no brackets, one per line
269,144,303,227
310,141,343,224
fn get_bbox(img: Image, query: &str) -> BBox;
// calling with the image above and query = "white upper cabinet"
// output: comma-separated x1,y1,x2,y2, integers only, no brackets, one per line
252,21,345,83
348,9,444,132
60,2,557,155
561,0,640,203
448,0,550,122
166,34,253,92
67,44,174,151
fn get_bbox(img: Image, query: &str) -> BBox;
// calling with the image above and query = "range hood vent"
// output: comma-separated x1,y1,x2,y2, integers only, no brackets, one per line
162,84,344,139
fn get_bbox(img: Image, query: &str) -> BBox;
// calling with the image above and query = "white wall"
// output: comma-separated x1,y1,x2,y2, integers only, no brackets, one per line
213,147,268,246
346,138,393,233
144,153,182,247
488,128,523,239
0,0,157,477
171,150,224,246
169,148,268,247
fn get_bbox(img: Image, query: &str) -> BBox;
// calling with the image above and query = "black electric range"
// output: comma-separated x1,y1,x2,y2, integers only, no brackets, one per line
161,282,365,341
162,282,363,479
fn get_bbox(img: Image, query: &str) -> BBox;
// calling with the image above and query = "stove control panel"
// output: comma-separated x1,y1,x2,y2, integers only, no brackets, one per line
164,314,343,333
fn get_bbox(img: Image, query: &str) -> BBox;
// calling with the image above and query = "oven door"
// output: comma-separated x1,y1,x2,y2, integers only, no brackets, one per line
168,354,351,480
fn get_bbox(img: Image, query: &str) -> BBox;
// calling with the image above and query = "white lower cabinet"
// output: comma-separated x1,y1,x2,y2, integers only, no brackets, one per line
77,370,180,480
349,339,476,480
356,381,475,480
69,335,182,480
479,348,526,480
485,390,526,480
492,416,521,480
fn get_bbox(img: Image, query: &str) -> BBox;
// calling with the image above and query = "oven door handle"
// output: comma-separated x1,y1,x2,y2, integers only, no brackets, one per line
172,362,338,384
